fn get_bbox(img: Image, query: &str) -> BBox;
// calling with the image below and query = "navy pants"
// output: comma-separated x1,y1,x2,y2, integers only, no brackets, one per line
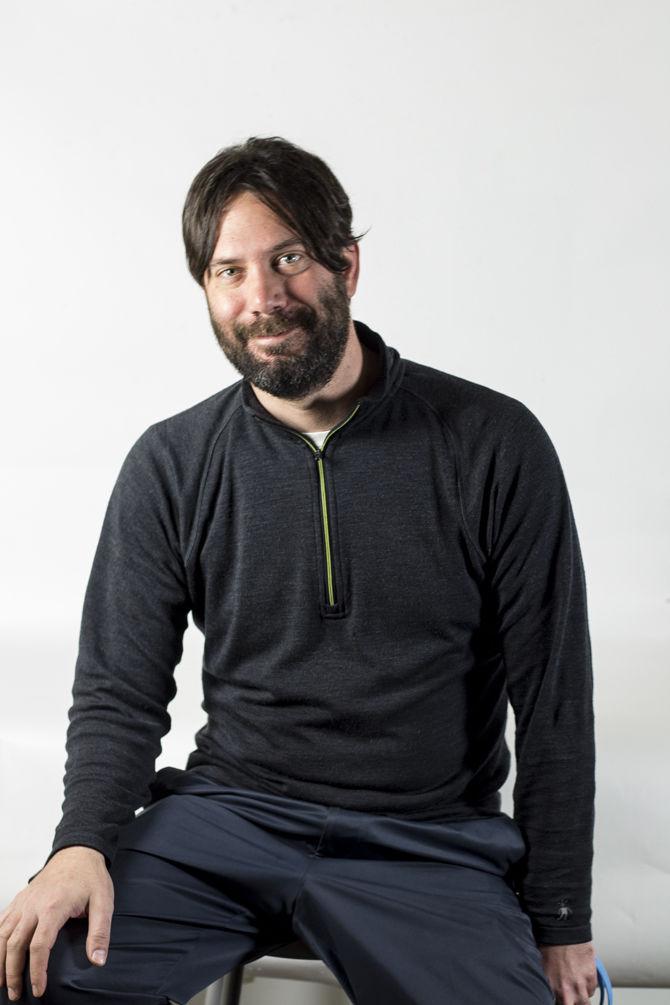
6,769,555,1003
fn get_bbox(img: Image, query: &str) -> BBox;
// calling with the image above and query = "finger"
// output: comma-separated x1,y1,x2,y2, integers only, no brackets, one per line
0,911,19,987
557,982,587,1005
575,978,594,1004
5,919,36,1002
28,919,60,999
85,892,113,967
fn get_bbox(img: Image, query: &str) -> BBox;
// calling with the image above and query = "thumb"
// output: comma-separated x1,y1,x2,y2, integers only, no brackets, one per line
86,893,113,966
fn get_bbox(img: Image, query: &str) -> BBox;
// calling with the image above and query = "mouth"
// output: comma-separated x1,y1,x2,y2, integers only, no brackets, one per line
254,325,299,345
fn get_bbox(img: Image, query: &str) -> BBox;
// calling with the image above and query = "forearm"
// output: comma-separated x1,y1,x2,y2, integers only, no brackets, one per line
512,746,595,944
50,679,175,865
49,424,191,866
482,404,596,944
506,538,596,944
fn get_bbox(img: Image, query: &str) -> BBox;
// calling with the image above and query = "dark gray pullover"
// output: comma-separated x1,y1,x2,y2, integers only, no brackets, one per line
49,320,595,946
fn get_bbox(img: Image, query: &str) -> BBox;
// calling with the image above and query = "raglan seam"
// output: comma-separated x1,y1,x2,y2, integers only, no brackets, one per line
398,384,489,564
149,421,192,591
180,399,248,567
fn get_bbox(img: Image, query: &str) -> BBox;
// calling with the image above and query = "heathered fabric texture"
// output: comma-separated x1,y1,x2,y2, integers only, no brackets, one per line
50,320,595,946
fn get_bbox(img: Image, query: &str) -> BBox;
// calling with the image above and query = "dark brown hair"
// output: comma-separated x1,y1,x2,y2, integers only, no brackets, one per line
182,136,368,287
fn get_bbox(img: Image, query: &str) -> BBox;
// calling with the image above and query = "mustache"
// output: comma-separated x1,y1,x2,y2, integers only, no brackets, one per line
243,308,315,341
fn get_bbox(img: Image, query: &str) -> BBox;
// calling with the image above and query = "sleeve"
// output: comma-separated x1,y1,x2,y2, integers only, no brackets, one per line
46,423,192,868
486,404,595,946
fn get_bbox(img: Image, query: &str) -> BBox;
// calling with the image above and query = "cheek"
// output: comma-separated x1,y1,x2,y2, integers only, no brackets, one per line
207,292,242,325
291,275,328,305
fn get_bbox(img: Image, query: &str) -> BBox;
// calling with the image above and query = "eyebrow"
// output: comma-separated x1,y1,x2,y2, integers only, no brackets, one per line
208,237,306,272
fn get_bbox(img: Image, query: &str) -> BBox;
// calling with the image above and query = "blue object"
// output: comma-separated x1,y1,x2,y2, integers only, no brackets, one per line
596,957,613,1003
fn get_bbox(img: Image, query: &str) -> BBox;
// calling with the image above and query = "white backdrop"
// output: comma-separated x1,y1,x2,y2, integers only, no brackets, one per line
1,0,669,993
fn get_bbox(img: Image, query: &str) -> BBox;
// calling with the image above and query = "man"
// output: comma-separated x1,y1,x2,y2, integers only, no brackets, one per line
0,136,597,1004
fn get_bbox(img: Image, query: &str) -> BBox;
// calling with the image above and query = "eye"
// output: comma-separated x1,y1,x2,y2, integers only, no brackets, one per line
277,252,309,273
213,267,242,283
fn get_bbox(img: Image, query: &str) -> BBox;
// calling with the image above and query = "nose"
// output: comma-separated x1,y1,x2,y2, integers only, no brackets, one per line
247,263,289,318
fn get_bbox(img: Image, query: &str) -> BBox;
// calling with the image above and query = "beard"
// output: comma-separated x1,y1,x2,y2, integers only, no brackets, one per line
206,273,352,400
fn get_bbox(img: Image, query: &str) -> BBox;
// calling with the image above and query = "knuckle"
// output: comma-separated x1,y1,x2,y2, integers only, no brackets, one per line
89,929,110,942
30,965,48,984
31,925,56,953
39,896,65,920
0,910,19,934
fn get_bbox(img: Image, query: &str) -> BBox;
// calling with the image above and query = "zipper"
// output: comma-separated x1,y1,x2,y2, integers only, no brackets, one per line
291,403,361,608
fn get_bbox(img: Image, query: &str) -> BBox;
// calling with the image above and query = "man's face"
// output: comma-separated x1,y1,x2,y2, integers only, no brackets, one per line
202,191,358,400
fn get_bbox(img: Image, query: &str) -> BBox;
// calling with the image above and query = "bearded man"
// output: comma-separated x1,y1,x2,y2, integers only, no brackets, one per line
0,136,598,1005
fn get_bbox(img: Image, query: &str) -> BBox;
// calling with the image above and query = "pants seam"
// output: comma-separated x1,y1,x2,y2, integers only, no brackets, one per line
289,806,334,918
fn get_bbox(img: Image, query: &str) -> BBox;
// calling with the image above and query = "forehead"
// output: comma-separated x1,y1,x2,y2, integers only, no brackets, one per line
211,191,300,258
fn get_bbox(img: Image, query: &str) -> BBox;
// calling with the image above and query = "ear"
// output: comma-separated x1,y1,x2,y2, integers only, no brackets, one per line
340,242,360,299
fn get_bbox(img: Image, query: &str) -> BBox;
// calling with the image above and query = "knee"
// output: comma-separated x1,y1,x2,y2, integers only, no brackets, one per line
0,922,95,1004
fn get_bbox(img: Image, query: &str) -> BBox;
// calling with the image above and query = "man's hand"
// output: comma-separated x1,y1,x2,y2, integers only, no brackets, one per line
0,846,113,1001
539,941,598,1003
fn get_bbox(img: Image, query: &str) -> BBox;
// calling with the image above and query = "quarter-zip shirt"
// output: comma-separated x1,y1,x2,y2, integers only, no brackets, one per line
50,320,596,947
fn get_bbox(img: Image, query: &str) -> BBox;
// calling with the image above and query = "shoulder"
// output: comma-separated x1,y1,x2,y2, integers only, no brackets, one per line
149,379,244,446
106,381,245,556
399,355,548,457
110,381,245,516
126,380,244,467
